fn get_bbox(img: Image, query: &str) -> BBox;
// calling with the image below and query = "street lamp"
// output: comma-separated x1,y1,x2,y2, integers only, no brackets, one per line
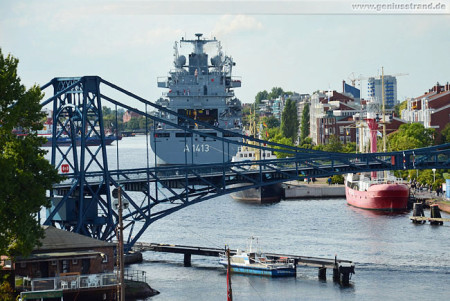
432,168,436,183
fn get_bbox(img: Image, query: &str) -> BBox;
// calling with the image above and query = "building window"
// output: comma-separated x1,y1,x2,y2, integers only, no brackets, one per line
340,136,345,143
346,136,351,143
340,127,344,134
51,260,57,266
62,260,69,273
102,254,108,263
72,259,78,265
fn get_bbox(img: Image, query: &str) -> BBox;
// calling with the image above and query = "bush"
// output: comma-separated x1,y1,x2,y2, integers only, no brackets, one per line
331,175,344,184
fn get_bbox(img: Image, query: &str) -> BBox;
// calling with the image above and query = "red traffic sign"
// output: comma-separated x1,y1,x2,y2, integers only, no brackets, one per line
61,164,70,173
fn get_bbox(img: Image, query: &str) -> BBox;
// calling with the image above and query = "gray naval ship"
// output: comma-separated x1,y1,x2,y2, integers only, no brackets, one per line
150,33,242,165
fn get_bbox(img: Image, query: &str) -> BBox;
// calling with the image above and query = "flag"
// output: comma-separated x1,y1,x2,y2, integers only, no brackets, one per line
263,122,268,127
266,131,269,138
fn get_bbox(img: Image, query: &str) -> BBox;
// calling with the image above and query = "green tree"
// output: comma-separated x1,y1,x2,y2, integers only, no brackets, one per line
331,175,344,184
0,49,61,257
387,123,442,180
394,100,407,118
281,99,298,143
323,135,343,152
342,142,357,153
255,90,269,105
441,123,450,143
298,137,313,149
300,103,310,142
269,87,284,100
387,123,435,151
126,117,141,130
261,116,280,129
269,129,294,158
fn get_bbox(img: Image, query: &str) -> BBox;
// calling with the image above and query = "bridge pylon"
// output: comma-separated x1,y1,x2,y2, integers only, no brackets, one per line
42,76,116,241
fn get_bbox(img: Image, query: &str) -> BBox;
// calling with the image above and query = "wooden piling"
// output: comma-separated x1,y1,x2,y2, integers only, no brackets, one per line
333,268,339,282
412,203,425,224
318,267,326,280
430,204,443,225
184,253,191,267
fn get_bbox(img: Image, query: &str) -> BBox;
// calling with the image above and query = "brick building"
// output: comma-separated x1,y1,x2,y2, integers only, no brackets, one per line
14,226,117,300
401,82,450,141
123,110,141,123
15,226,114,278
310,90,360,145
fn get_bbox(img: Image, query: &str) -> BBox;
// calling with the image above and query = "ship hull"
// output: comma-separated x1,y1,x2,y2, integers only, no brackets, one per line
150,131,241,165
345,183,409,211
230,183,283,204
224,264,296,277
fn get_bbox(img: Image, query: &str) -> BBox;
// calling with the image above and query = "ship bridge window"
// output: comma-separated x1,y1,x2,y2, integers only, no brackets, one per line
154,133,170,138
178,109,218,128
223,132,240,137
176,133,193,138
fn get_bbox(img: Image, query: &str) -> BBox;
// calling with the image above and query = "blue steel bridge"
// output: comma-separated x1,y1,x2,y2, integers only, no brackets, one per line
39,76,450,251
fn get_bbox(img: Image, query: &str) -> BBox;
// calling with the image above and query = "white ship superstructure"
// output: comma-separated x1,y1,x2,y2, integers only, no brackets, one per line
151,33,242,165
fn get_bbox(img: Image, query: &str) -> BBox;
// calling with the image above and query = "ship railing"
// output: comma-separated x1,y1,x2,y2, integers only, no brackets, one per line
121,268,147,283
368,176,406,185
230,76,242,88
157,77,169,88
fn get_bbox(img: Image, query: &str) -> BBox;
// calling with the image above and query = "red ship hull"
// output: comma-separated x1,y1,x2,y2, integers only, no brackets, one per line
345,183,409,211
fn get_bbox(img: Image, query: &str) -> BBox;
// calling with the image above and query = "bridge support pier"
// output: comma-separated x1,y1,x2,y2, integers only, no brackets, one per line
333,263,354,286
318,267,327,280
184,254,192,267
333,268,339,282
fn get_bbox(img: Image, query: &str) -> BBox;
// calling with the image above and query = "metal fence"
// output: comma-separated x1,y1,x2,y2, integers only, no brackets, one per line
29,273,117,291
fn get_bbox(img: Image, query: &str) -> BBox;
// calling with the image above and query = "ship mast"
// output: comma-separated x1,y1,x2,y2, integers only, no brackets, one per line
382,67,387,180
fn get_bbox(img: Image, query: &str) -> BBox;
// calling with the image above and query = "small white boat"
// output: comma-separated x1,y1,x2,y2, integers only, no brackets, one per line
219,238,296,277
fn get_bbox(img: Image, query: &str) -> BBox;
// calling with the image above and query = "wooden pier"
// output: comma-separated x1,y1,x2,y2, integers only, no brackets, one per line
133,242,355,286
409,216,450,224
411,203,448,225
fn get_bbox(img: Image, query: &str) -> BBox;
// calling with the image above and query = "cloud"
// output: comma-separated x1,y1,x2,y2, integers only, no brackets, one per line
130,27,185,47
212,15,263,37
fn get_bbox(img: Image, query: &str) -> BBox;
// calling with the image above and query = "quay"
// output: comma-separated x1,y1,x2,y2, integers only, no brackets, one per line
133,242,355,285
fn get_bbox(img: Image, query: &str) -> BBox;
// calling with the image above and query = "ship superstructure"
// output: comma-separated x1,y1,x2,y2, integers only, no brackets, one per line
151,33,242,165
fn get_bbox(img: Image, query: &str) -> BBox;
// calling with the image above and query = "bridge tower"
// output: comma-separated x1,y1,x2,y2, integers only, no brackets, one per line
42,76,115,240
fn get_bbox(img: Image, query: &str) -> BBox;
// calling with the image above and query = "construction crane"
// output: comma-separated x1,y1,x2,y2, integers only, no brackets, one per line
347,72,408,88
347,73,369,87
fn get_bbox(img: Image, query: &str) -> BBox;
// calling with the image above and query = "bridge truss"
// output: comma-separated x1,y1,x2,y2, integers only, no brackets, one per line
40,76,450,250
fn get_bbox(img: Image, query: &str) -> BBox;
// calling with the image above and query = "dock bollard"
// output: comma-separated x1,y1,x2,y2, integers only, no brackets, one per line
430,204,443,225
412,203,425,224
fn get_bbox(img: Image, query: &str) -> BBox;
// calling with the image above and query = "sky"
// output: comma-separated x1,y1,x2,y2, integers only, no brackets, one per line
1,0,450,106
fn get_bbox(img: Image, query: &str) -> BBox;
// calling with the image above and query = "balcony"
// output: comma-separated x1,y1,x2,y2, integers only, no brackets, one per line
17,273,117,294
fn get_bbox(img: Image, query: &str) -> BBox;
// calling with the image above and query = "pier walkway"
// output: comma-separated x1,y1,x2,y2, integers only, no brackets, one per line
133,242,355,285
